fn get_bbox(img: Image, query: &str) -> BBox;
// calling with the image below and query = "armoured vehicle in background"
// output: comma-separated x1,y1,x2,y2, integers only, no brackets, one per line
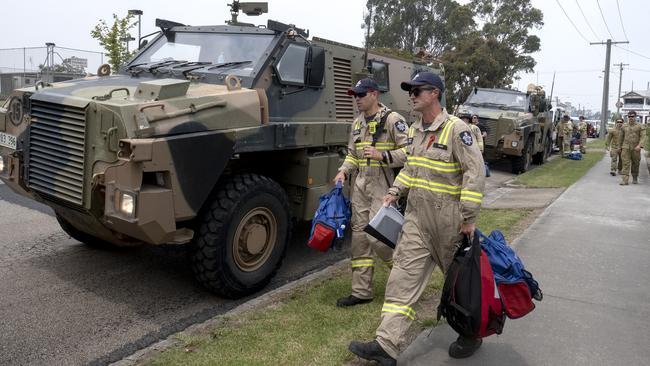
0,2,442,298
457,85,554,173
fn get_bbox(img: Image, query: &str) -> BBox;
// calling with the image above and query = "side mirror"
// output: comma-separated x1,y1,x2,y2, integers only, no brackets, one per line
306,45,325,88
139,39,149,49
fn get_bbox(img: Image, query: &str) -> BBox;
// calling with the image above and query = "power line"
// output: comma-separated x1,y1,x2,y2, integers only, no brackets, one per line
614,45,650,61
628,68,650,73
575,0,600,40
615,0,629,42
596,0,615,39
555,0,592,43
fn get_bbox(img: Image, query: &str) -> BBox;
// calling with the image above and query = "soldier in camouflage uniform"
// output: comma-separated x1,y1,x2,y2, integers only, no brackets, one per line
558,115,573,156
619,111,645,185
577,116,588,153
334,78,409,307
349,72,486,365
605,118,624,176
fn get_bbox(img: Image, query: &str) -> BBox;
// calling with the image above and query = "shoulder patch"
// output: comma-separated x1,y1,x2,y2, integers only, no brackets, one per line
395,120,407,133
460,131,473,146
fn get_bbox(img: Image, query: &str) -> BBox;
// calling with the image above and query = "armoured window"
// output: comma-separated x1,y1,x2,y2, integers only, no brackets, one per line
276,43,308,85
370,60,389,91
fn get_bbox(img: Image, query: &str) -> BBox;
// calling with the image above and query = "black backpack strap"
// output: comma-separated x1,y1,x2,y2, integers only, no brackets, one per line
369,109,393,188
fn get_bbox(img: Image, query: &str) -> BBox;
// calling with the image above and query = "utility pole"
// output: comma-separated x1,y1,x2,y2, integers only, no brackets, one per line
591,39,629,139
614,62,629,115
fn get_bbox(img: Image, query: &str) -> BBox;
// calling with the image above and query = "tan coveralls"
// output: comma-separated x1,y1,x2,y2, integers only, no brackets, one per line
375,111,485,358
338,104,408,300
578,121,588,153
605,127,623,174
620,122,645,182
558,120,573,155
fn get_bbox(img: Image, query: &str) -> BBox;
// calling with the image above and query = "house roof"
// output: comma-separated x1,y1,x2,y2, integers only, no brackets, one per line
622,90,650,98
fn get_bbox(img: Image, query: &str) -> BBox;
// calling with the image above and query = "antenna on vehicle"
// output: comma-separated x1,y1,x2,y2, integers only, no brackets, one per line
549,71,556,104
362,2,373,72
227,1,268,26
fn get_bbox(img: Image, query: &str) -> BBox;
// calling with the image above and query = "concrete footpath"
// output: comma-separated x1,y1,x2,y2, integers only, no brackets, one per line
400,153,650,365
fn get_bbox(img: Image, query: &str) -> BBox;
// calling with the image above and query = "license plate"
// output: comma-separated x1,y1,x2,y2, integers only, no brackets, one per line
0,132,17,149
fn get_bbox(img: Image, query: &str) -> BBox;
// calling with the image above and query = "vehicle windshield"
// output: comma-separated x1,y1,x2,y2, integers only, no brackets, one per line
130,32,275,77
466,90,529,111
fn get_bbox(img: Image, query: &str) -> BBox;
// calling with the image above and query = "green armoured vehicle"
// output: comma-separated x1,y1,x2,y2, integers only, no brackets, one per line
0,2,442,298
456,85,554,173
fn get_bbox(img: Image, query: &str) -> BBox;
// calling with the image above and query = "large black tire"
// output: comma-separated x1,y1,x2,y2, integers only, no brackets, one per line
511,138,533,174
190,174,291,298
55,213,119,250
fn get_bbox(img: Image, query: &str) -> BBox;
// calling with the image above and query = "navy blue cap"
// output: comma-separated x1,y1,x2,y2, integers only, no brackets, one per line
400,72,445,94
348,78,379,95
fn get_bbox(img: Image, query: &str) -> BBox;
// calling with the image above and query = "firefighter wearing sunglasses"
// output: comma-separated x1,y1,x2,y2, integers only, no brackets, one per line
349,72,486,365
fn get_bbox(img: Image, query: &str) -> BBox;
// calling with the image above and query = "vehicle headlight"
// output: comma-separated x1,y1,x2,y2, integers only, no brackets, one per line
511,141,519,148
115,190,136,216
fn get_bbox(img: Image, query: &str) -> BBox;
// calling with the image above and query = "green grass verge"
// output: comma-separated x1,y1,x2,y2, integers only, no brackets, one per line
513,149,604,188
145,208,531,366
587,138,606,149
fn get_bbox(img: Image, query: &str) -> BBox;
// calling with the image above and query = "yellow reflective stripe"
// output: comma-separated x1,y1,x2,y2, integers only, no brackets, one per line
397,173,461,194
345,155,359,166
439,119,457,145
382,303,416,320
407,162,462,173
461,196,483,203
383,259,394,269
396,174,413,187
355,142,397,149
354,120,361,130
352,259,375,268
401,147,407,153
461,190,483,198
407,156,460,168
408,127,415,138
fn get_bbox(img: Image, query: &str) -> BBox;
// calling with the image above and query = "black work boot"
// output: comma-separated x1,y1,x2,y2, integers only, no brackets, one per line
336,295,372,307
349,340,396,366
633,176,638,184
610,171,616,176
449,336,482,359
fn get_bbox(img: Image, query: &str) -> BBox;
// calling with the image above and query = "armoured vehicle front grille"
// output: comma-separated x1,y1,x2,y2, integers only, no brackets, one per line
484,118,499,146
333,57,355,121
28,100,86,206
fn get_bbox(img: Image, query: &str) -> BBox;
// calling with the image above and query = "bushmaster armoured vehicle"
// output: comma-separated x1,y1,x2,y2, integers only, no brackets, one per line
457,85,554,173
0,3,442,298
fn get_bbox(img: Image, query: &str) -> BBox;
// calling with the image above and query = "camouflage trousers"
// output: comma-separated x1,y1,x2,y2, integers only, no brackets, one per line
621,147,641,181
375,199,462,359
580,137,587,153
558,136,570,155
610,149,622,173
349,174,394,300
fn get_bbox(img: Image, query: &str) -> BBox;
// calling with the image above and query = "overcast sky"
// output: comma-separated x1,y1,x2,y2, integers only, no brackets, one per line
1,0,649,113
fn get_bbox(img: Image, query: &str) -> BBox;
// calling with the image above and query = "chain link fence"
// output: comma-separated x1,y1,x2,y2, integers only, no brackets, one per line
0,46,106,99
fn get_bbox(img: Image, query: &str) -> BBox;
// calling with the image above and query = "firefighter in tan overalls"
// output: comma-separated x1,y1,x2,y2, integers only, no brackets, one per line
605,118,624,176
349,72,486,365
334,78,408,307
619,110,645,185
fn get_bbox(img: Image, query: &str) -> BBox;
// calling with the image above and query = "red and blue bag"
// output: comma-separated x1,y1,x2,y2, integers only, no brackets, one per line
307,181,351,252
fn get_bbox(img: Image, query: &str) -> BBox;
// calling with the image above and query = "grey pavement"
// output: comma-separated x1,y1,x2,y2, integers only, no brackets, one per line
400,152,650,365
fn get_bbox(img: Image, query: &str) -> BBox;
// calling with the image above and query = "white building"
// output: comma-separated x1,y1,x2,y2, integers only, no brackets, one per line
620,90,650,123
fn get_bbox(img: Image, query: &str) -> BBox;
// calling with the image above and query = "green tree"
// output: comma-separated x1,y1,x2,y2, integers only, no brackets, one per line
365,0,543,110
90,13,137,73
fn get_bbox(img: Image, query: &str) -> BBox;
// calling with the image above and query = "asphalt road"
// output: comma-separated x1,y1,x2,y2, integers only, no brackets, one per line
0,182,350,366
0,161,520,366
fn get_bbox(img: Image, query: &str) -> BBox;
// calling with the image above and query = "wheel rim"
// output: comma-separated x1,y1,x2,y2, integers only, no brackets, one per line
232,207,277,272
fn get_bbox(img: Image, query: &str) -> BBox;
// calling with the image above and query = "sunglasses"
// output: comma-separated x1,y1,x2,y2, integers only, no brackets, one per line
627,115,636,118
409,87,435,97
353,92,368,99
